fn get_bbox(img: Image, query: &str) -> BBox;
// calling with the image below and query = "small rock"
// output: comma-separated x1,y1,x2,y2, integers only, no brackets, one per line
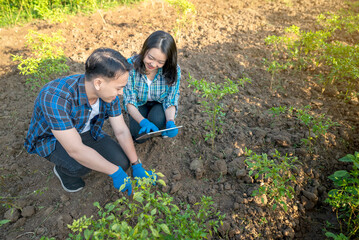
214,160,227,175
170,182,183,194
301,196,316,210
218,221,231,236
190,159,203,171
224,147,234,158
283,227,295,239
21,206,36,217
236,169,247,178
195,168,204,179
60,195,70,202
254,194,268,206
274,135,291,147
224,183,231,190
234,147,244,156
302,190,318,202
233,202,240,210
173,173,182,181
188,195,196,204
4,208,20,222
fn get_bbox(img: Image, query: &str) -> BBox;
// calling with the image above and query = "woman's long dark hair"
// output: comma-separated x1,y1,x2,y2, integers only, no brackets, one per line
133,31,178,85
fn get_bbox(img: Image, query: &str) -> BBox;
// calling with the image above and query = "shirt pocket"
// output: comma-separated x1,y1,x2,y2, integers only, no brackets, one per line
153,84,167,102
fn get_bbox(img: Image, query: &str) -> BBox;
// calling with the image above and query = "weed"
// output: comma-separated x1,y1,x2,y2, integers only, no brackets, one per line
165,0,196,40
325,152,359,239
64,172,225,239
270,105,338,152
187,73,240,147
12,30,69,91
245,148,298,212
0,0,143,26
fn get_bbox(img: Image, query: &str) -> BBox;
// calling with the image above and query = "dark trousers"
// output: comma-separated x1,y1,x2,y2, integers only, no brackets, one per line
46,131,130,177
129,101,166,143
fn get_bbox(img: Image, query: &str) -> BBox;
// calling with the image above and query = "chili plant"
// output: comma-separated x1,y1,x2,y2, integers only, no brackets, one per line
12,30,69,91
325,152,359,239
245,148,298,212
65,173,224,239
187,73,241,146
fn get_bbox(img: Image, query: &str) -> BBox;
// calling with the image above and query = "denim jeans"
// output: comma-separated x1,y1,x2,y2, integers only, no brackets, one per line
46,131,130,177
129,101,166,143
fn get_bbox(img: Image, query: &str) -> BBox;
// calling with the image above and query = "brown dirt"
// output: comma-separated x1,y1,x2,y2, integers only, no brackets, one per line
1,0,358,239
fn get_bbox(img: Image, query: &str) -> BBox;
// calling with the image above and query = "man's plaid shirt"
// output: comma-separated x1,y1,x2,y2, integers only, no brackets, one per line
24,74,122,157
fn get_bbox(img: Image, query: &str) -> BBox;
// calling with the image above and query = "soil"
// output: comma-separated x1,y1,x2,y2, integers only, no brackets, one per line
0,0,358,239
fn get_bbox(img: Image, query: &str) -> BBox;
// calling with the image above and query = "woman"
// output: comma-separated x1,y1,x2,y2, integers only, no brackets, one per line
123,30,181,143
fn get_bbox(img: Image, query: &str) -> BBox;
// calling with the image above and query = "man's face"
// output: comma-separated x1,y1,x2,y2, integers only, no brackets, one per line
95,72,129,103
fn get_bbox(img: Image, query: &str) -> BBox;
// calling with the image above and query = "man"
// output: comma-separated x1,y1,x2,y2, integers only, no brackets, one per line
24,48,155,195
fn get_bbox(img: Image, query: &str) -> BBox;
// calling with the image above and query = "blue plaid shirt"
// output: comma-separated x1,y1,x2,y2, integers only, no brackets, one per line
24,74,122,157
123,56,181,112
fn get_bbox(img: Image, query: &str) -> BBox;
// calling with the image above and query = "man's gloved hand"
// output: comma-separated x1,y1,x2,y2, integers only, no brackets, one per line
162,120,178,138
139,118,159,134
132,163,157,185
109,167,132,196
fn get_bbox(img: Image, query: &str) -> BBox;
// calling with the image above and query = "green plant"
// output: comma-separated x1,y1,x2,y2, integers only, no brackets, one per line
65,173,224,239
245,148,298,212
165,0,196,40
269,105,338,151
0,0,143,26
187,73,240,146
264,11,359,99
325,152,359,239
12,30,69,90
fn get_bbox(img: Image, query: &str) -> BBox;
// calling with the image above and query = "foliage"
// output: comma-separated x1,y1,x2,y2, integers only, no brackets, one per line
244,148,298,212
270,105,338,151
187,73,241,146
0,0,143,26
264,12,359,99
325,152,359,239
165,0,196,40
12,30,69,90
65,173,224,239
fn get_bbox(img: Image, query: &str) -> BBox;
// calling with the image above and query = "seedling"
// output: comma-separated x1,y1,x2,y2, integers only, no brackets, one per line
12,30,69,91
245,148,298,212
187,73,240,147
65,172,224,239
325,152,359,239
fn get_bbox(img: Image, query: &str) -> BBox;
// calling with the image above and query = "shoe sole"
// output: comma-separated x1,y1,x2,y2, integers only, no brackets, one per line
53,166,83,193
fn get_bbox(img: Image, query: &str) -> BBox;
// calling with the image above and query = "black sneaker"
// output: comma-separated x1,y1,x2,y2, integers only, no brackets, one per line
53,166,85,193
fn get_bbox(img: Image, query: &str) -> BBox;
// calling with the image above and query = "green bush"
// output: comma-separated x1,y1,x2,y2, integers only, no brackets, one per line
0,0,143,26
12,30,69,90
264,12,359,99
66,173,224,239
187,73,242,146
325,152,359,239
245,148,298,212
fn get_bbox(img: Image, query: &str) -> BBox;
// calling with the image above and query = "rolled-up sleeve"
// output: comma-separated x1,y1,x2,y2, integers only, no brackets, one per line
123,69,138,112
162,65,181,111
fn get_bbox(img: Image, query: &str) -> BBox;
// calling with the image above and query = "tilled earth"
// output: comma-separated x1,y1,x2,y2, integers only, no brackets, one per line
0,0,358,239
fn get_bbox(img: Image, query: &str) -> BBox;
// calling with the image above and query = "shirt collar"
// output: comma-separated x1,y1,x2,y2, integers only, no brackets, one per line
78,75,90,106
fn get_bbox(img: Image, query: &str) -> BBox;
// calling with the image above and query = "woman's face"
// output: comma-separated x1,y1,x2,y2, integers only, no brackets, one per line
143,48,167,74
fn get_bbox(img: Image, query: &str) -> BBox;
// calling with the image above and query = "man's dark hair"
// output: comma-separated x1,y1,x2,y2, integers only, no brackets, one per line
133,31,178,85
85,48,132,81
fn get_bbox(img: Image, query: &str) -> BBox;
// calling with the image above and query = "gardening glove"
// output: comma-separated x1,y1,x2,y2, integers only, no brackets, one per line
132,163,157,185
109,167,132,196
161,120,178,138
139,118,159,134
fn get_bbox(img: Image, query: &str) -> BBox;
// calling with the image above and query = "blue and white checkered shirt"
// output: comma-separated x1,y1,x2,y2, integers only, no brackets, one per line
123,56,181,112
24,74,122,157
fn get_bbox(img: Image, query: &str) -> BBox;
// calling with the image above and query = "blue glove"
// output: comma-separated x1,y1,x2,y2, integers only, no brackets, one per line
132,163,157,185
139,118,159,134
162,120,178,138
109,167,132,196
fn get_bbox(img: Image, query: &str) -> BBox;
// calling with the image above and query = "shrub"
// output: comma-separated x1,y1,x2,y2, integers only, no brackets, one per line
12,30,69,90
245,148,298,212
325,152,359,239
66,174,225,239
